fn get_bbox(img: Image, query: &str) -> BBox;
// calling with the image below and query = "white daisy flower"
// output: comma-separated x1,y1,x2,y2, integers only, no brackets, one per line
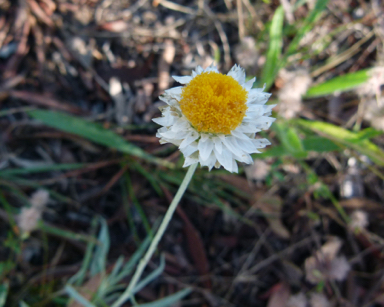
153,64,275,173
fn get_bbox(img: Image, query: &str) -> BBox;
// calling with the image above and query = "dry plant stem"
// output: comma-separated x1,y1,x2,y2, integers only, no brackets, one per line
112,162,198,307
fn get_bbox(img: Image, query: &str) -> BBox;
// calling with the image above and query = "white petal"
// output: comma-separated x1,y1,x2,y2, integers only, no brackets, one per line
199,151,216,171
183,156,199,167
172,118,191,131
235,124,260,134
179,131,199,149
230,160,238,173
236,137,259,153
198,138,214,161
200,133,209,142
221,136,244,157
213,137,223,154
227,65,245,84
251,138,271,148
203,65,219,73
152,116,172,127
243,77,255,91
214,148,233,171
192,66,204,77
172,75,193,84
234,152,253,164
247,90,271,105
231,130,249,139
180,142,198,157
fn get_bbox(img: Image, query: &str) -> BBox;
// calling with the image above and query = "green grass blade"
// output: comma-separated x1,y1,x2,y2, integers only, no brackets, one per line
28,110,173,168
297,120,384,166
0,282,8,307
261,5,284,90
39,222,99,244
305,69,371,97
68,218,99,286
302,137,340,152
273,122,307,158
136,288,192,307
285,0,329,57
65,285,96,307
0,163,85,177
133,254,165,295
90,218,110,276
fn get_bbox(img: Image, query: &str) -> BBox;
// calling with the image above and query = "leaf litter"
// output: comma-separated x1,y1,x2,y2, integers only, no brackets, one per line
0,0,384,306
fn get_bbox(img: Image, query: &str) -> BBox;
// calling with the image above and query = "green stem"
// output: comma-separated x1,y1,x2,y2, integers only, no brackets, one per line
112,163,198,307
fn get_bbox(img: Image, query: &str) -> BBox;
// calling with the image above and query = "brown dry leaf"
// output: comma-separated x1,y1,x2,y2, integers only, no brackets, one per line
266,283,291,307
17,190,49,235
245,159,271,183
254,195,290,239
305,237,351,284
68,274,103,307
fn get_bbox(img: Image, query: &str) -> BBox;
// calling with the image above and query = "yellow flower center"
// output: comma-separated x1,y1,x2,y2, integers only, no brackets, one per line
179,72,248,134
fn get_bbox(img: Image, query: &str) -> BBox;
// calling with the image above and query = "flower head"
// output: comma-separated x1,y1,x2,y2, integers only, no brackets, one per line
153,65,275,173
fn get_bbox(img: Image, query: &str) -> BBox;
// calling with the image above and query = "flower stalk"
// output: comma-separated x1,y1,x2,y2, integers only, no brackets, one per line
112,163,198,307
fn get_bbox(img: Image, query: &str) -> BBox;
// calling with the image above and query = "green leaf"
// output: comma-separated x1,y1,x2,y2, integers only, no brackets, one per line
262,6,284,90
28,110,173,168
136,288,192,307
297,120,384,166
305,69,370,97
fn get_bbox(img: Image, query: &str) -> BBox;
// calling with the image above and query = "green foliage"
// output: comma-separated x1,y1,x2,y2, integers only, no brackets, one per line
297,120,384,166
262,6,284,89
285,0,329,57
305,69,371,97
0,282,9,307
65,217,190,306
28,110,173,168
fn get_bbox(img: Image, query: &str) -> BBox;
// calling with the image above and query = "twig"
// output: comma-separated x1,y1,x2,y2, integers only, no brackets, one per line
311,30,375,78
156,0,197,15
237,0,245,40
204,4,231,70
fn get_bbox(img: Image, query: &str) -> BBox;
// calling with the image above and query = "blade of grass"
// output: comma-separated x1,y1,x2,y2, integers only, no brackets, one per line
133,254,165,295
0,282,8,307
285,0,329,57
125,173,153,238
65,285,96,307
0,163,86,177
305,69,371,98
68,218,99,286
297,120,384,166
132,162,163,197
90,218,110,276
136,288,192,307
120,178,140,244
39,222,99,244
261,5,284,90
28,110,173,168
